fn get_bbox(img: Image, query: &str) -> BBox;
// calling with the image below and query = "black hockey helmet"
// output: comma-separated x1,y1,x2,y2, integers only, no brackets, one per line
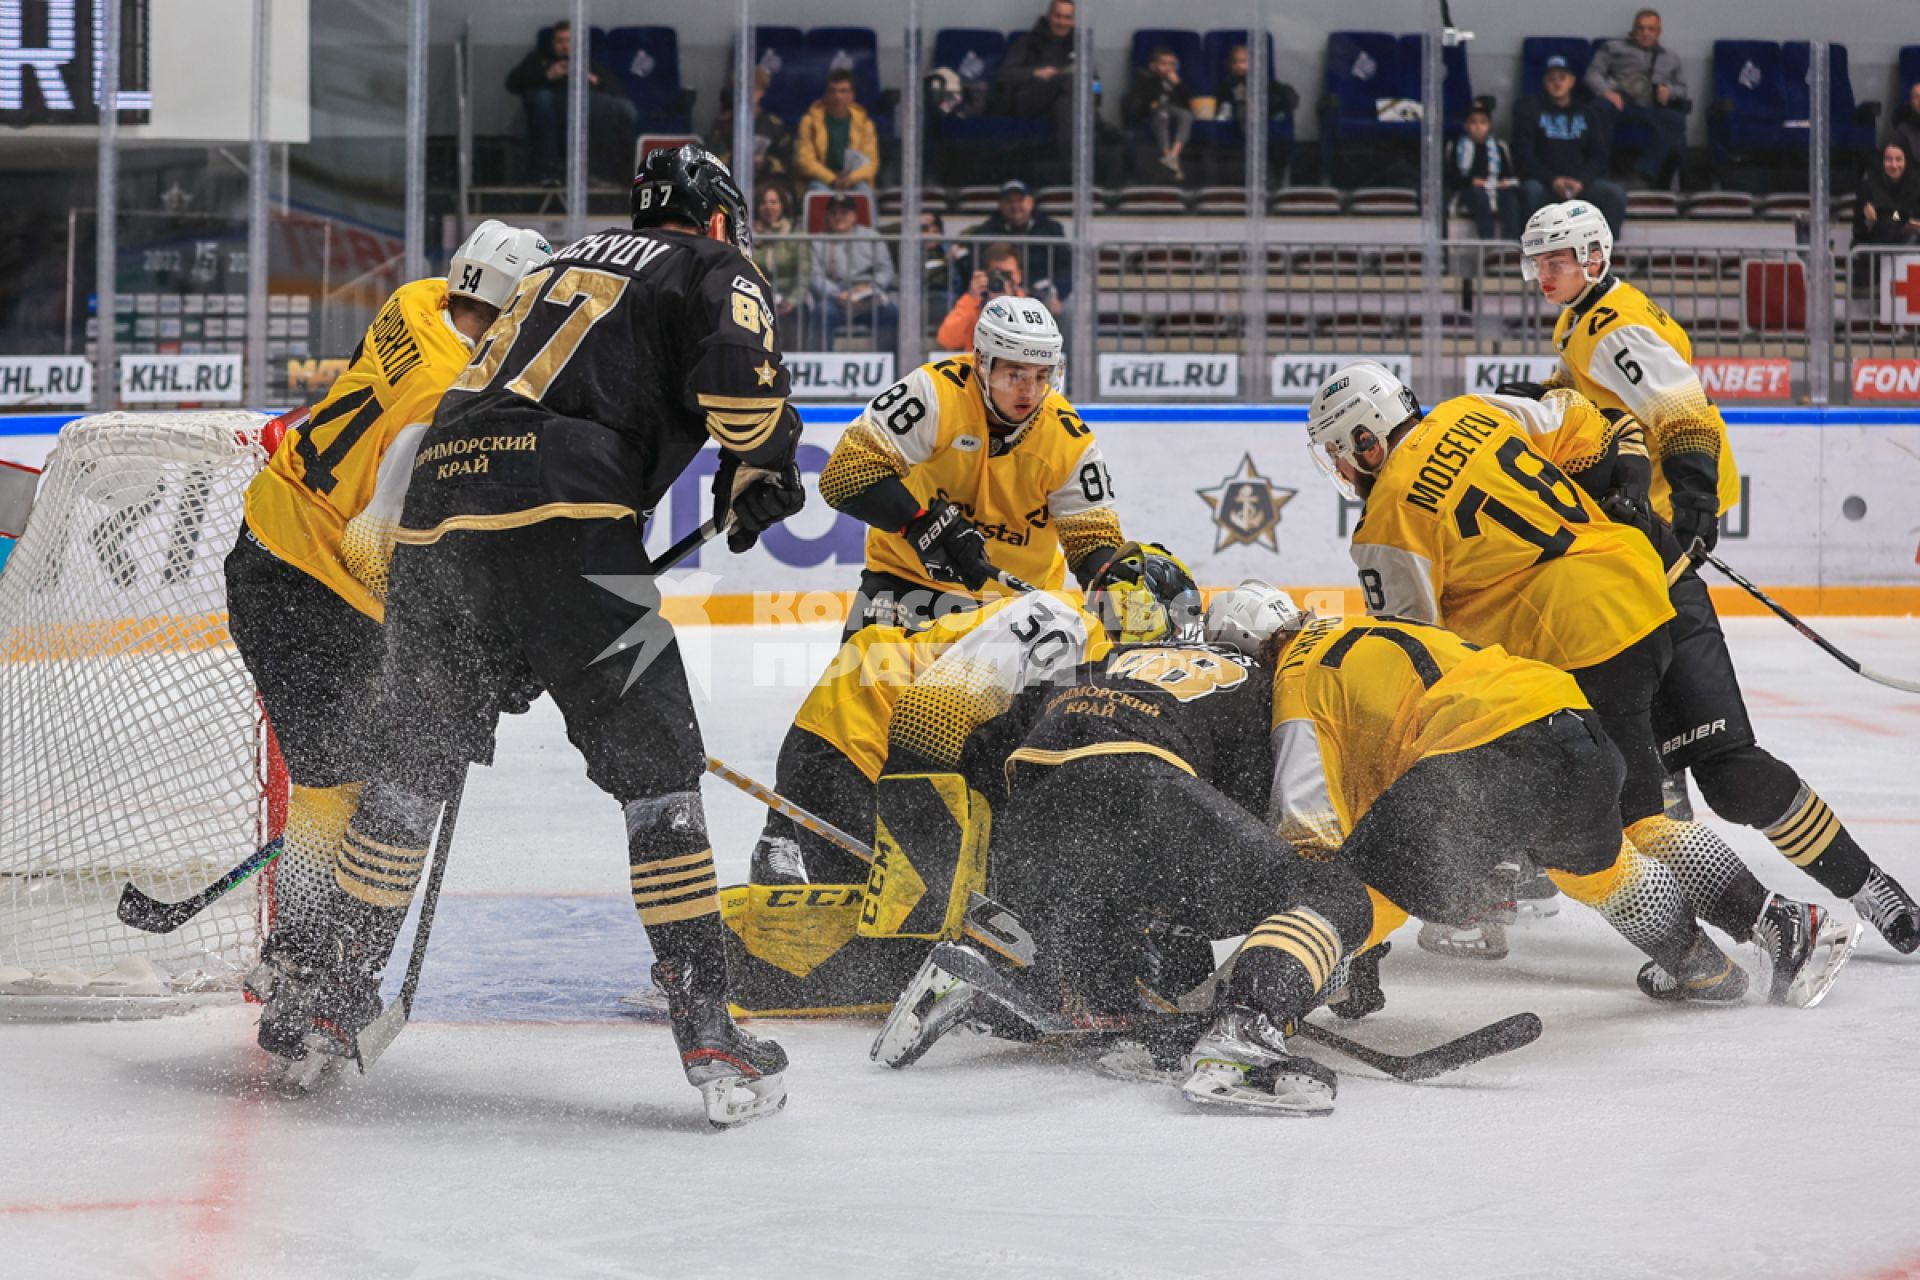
631,143,753,258
1086,541,1205,644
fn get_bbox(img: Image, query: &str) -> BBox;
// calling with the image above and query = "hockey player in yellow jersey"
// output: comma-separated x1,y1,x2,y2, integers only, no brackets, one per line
224,220,551,1073
725,586,1113,1013
1521,199,1737,549
1516,203,1920,955
1202,584,1752,1013
1308,364,1858,1005
819,296,1123,636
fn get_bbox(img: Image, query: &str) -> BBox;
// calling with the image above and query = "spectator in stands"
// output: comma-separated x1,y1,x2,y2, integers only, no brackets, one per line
1514,56,1627,237
707,66,793,185
962,179,1070,316
1584,8,1689,188
1123,46,1195,181
1892,83,1920,168
505,20,638,186
919,210,963,313
752,182,809,333
1214,43,1299,125
809,193,897,350
1449,103,1522,241
795,70,880,194
1855,142,1920,248
936,242,1027,350
994,0,1078,162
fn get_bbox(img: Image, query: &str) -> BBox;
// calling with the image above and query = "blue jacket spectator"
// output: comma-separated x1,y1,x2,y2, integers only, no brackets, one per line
1513,56,1627,236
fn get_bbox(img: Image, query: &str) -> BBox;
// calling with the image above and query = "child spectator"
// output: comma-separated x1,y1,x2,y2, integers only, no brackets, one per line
1123,46,1195,181
1451,102,1521,240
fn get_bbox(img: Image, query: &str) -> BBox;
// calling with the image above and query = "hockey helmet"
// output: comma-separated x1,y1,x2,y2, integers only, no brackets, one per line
1307,361,1421,499
631,143,753,258
973,295,1064,431
1520,200,1613,284
1087,541,1204,645
1204,580,1309,658
447,221,553,311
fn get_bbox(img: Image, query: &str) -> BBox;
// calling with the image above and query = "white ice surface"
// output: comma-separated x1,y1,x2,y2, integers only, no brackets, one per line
4,618,1919,1279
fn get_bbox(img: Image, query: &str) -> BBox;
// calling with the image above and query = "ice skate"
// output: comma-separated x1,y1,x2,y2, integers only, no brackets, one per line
1853,866,1920,955
748,834,808,886
652,958,788,1129
1509,860,1562,920
1635,933,1749,1005
1416,916,1509,961
1180,1005,1336,1116
245,935,383,1094
871,945,982,1070
1752,896,1860,1009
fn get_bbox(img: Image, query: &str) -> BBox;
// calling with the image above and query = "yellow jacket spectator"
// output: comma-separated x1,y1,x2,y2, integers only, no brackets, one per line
794,70,880,190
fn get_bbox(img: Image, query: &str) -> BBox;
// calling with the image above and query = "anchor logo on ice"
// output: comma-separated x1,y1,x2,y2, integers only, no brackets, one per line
1195,453,1296,554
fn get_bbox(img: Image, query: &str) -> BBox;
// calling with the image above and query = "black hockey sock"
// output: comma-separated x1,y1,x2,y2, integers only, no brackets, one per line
1760,784,1873,899
1229,908,1343,1025
1626,815,1771,943
626,792,725,970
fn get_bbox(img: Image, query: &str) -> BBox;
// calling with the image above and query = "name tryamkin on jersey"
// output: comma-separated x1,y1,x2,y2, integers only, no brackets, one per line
1405,411,1502,513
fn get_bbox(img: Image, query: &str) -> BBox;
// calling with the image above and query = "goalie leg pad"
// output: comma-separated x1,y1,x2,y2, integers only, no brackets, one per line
861,773,990,940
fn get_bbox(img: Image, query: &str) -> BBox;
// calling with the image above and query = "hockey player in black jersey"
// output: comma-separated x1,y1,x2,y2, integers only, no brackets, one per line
869,544,1378,1115
253,145,804,1126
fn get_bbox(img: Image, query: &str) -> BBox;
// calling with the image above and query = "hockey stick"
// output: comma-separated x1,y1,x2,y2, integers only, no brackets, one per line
703,755,1036,966
117,838,286,935
1294,1013,1543,1083
355,772,466,1069
117,517,735,936
1692,544,1920,695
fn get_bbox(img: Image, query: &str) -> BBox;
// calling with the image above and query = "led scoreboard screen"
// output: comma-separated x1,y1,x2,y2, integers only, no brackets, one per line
0,0,150,126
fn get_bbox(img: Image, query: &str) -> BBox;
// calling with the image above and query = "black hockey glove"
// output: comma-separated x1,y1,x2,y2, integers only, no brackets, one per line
713,455,807,553
902,498,995,591
1597,452,1654,539
1493,379,1548,401
1668,488,1720,554
1327,942,1389,1021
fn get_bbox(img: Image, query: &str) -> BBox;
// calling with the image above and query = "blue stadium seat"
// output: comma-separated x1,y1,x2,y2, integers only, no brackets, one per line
932,26,1054,150
1519,37,1594,103
1195,30,1295,150
1396,35,1472,132
1323,31,1416,148
930,28,1007,89
1780,43,1875,154
1711,40,1794,162
1903,46,1920,99
600,26,692,133
752,26,804,69
807,27,883,110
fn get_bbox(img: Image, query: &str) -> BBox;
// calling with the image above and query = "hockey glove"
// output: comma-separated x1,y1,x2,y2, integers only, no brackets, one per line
713,455,807,553
1668,488,1720,554
1493,379,1548,401
1598,452,1655,539
902,499,995,591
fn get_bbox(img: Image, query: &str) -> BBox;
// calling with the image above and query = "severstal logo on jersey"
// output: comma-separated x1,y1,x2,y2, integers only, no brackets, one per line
1195,453,1296,553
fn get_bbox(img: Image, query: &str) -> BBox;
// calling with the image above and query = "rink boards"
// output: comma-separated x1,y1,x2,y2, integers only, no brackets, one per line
4,405,1918,617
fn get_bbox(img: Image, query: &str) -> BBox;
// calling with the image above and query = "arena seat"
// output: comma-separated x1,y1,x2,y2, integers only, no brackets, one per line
1193,32,1296,160
600,27,693,134
1323,31,1417,149
1780,43,1875,156
931,28,1007,89
1396,34,1473,132
1902,46,1920,99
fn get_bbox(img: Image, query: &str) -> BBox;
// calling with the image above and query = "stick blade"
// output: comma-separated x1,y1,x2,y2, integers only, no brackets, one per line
1395,1011,1542,1081
115,883,195,935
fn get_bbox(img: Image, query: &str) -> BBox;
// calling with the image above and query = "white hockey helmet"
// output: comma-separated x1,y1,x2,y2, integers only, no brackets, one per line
1307,361,1421,498
1519,200,1612,283
448,220,554,310
1204,580,1309,657
974,295,1064,429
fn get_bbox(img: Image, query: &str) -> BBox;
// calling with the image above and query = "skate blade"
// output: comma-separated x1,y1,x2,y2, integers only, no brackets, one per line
1179,1063,1333,1117
871,959,974,1069
1094,1040,1182,1085
1782,920,1863,1010
700,1073,788,1130
275,1039,352,1095
1513,897,1561,921
1416,920,1509,962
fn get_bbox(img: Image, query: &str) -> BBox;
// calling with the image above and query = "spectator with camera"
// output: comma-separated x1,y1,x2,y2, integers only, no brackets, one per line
962,179,1070,317
1584,8,1689,188
936,243,1028,350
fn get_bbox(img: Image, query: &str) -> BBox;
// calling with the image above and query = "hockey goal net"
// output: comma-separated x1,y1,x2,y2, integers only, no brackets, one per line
0,411,283,1015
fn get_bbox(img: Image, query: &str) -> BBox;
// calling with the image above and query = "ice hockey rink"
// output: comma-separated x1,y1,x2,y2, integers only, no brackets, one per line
2,616,1917,1280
